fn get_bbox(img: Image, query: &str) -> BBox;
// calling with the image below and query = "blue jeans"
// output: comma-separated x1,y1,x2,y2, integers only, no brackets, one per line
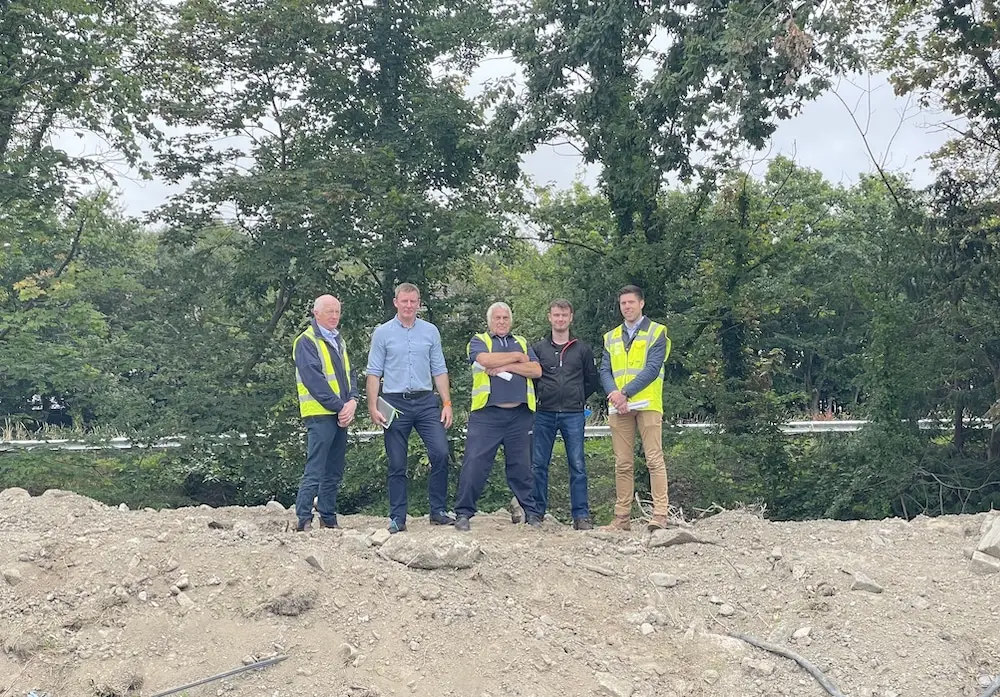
382,392,450,523
295,416,348,525
532,410,589,520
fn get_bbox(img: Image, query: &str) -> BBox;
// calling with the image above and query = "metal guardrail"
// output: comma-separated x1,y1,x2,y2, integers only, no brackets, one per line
0,419,989,452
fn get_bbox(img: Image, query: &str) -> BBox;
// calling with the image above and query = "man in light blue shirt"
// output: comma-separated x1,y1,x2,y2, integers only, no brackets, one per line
366,282,454,533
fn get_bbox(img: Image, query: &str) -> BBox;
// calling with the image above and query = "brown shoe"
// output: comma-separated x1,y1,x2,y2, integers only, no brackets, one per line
602,515,631,531
647,515,669,530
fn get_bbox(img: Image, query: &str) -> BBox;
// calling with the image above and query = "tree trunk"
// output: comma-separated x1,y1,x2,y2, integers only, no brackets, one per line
952,402,965,453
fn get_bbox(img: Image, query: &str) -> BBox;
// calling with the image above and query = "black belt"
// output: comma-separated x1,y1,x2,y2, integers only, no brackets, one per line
383,390,433,400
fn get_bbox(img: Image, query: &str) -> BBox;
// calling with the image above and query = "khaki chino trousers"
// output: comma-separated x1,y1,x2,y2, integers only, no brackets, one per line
609,410,669,517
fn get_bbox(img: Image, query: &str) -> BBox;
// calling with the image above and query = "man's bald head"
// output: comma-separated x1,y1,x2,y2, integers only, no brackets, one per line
313,295,342,330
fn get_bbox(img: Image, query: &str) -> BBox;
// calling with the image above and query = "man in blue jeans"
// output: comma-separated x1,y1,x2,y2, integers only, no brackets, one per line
293,295,359,532
366,283,455,534
530,299,600,530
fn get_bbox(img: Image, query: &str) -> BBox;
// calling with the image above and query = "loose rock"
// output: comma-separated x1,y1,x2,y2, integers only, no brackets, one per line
2,567,23,586
970,550,1000,574
596,672,635,697
741,657,776,676
850,571,884,593
976,518,1000,559
648,572,679,588
338,643,359,665
378,535,483,570
418,584,442,600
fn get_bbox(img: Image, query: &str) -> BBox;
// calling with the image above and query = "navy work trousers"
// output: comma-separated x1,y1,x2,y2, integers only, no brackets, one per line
456,405,539,519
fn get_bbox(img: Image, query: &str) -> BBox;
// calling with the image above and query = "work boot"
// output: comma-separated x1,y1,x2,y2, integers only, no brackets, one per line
601,515,630,531
430,511,456,526
573,517,594,531
647,515,669,531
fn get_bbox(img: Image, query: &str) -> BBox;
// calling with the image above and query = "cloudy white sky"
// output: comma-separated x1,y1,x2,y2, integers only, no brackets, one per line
103,66,951,219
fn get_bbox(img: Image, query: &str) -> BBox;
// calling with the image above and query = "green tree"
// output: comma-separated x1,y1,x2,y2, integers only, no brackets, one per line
0,0,159,208
493,0,859,247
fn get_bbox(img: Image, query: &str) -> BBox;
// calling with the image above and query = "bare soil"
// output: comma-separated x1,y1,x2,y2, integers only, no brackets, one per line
1,486,998,697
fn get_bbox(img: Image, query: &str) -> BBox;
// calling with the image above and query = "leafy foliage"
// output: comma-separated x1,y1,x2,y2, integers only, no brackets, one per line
3,0,1000,524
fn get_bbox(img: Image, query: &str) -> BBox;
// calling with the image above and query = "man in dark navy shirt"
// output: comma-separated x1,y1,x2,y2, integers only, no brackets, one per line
454,302,543,531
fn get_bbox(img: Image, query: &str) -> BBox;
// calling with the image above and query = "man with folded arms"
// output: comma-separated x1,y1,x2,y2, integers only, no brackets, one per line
367,283,455,534
454,302,543,531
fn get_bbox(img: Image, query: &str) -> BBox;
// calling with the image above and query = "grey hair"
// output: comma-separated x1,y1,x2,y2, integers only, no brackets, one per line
313,295,338,312
486,301,512,325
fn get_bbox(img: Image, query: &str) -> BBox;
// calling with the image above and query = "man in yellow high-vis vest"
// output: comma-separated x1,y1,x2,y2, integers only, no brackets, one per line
599,285,672,531
292,294,358,532
454,302,543,532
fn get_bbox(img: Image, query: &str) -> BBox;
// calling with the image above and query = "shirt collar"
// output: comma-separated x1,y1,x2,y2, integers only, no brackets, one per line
316,323,339,345
624,315,646,333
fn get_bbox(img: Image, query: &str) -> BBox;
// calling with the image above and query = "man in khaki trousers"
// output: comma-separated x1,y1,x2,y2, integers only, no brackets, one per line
599,285,671,531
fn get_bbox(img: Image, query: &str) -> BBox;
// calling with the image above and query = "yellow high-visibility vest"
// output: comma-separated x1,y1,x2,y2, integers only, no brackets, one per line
293,325,352,417
603,321,670,413
468,332,536,412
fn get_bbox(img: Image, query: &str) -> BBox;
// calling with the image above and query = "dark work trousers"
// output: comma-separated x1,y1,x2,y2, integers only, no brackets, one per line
382,392,450,523
295,415,348,526
455,404,539,518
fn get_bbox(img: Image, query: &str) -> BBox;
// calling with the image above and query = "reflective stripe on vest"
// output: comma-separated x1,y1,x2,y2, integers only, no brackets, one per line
468,332,536,412
603,321,667,414
293,326,352,418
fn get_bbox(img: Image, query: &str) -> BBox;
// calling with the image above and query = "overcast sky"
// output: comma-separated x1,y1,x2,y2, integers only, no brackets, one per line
102,67,951,219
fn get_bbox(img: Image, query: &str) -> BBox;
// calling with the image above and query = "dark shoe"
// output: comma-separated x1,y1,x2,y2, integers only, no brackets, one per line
295,519,313,532
573,517,593,531
526,514,543,529
319,517,339,529
455,516,471,532
508,496,524,524
388,518,407,534
430,511,456,526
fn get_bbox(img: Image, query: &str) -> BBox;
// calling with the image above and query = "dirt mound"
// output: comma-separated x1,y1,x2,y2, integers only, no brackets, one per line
1,486,999,697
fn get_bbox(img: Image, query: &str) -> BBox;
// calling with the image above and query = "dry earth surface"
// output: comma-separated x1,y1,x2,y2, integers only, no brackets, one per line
2,486,1000,697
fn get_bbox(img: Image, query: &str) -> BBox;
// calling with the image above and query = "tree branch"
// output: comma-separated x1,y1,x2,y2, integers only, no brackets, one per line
727,631,848,697
53,215,86,278
239,280,296,381
517,234,606,256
